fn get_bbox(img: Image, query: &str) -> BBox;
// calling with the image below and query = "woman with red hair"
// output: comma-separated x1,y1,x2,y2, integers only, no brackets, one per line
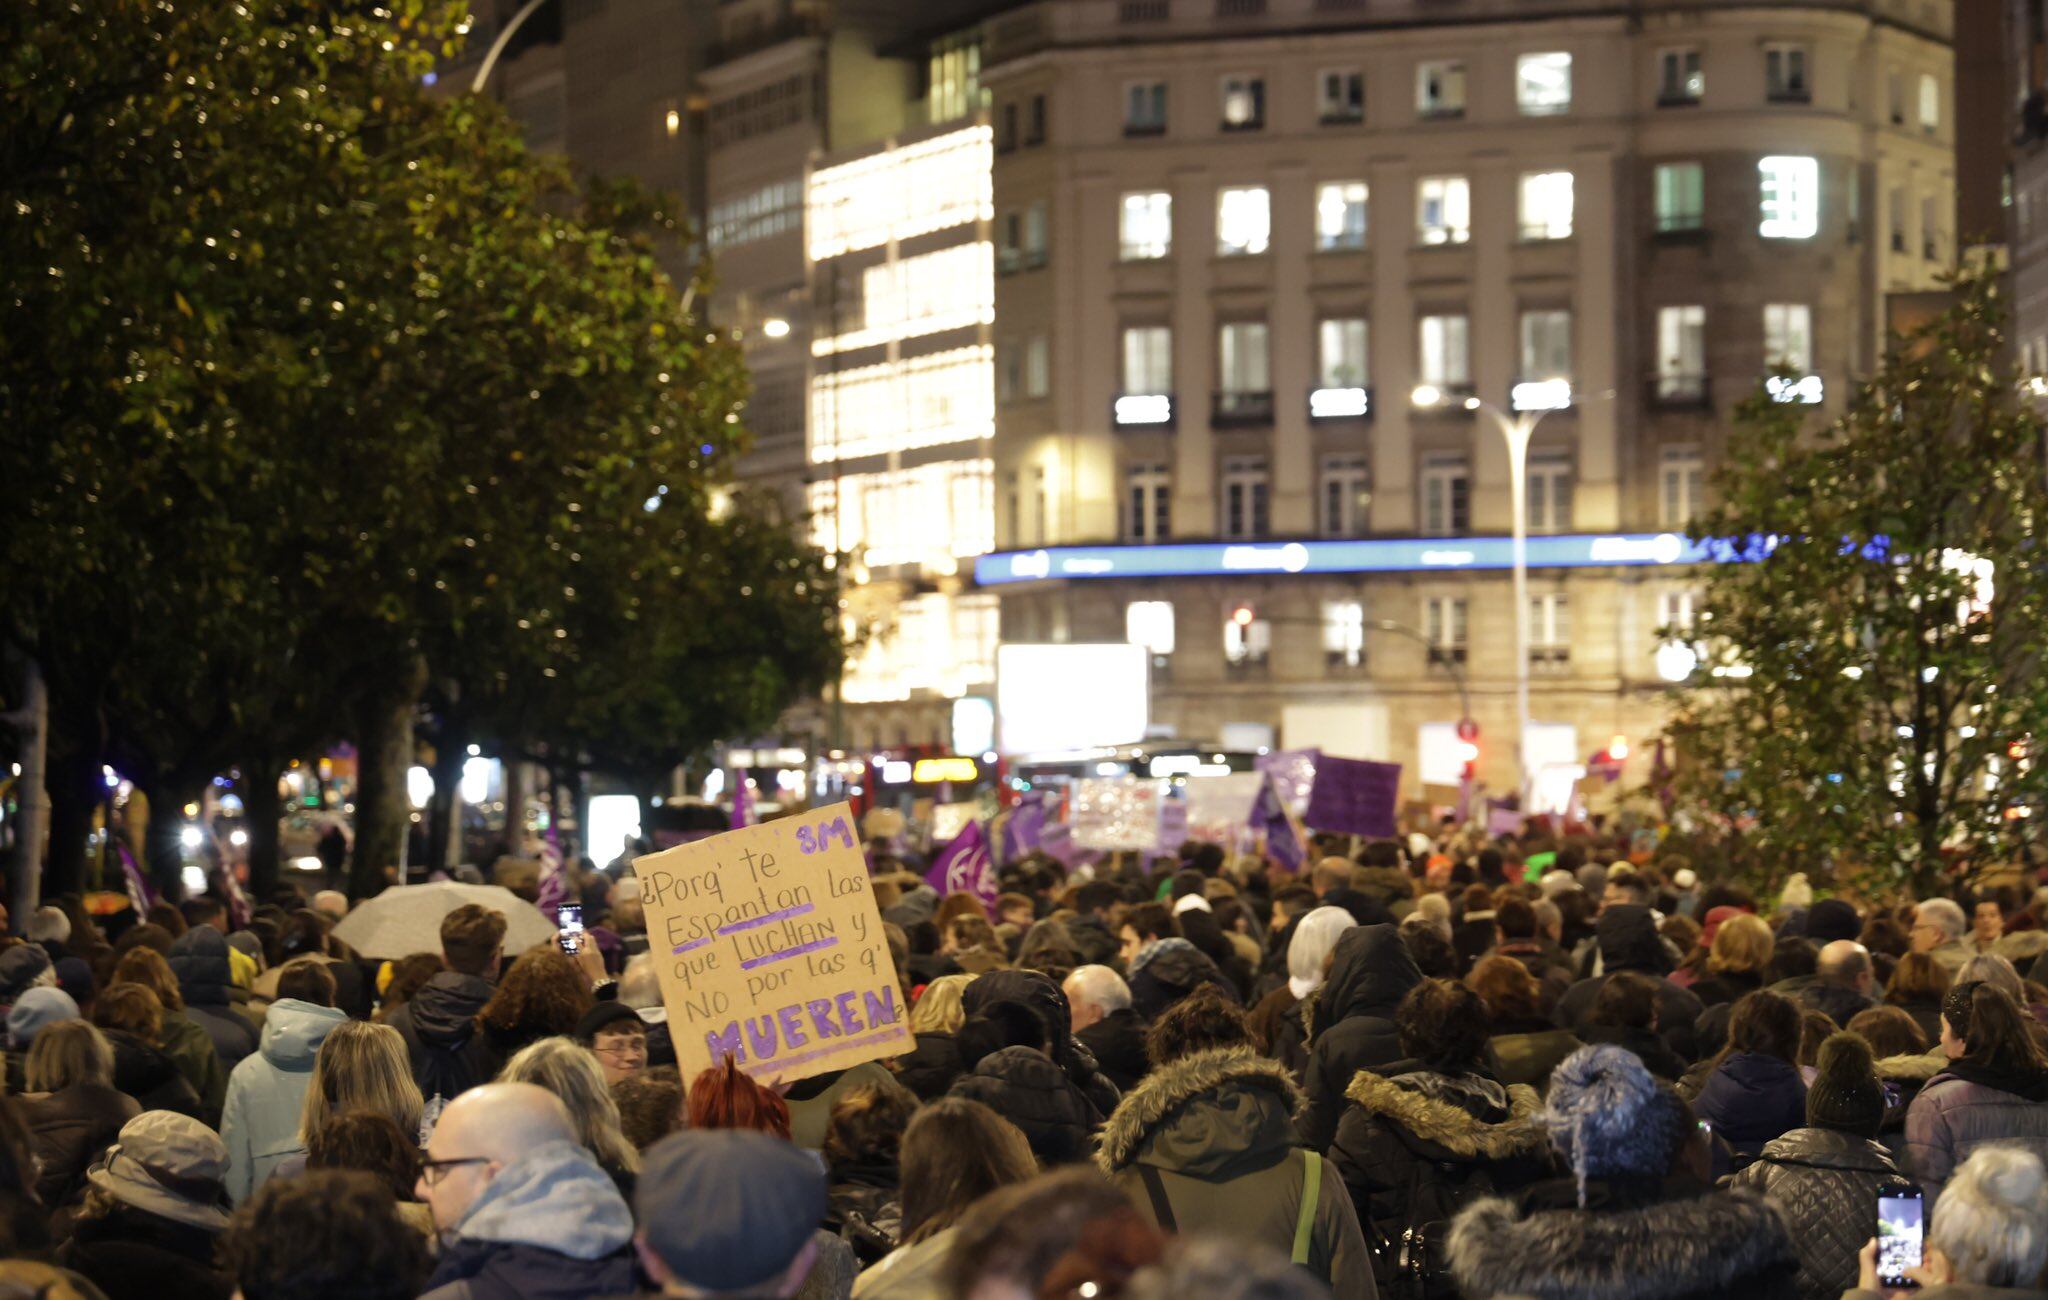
685,1058,792,1138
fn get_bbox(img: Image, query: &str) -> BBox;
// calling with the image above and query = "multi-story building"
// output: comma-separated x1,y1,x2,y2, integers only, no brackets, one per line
970,0,1955,791
2012,0,2048,376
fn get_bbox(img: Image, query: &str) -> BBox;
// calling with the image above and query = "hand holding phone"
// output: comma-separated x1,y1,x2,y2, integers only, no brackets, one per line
1876,1181,1924,1289
558,904,585,956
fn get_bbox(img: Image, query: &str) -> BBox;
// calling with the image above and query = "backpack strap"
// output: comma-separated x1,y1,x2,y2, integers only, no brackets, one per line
1292,1150,1323,1266
1136,1164,1179,1233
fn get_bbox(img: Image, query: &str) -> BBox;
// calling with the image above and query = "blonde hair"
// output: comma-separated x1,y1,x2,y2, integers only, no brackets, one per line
26,1020,113,1092
499,1037,640,1175
298,1021,424,1145
909,974,975,1035
1707,913,1775,977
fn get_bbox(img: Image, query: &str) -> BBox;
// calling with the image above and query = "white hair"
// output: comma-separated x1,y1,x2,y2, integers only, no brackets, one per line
1063,965,1131,1015
25,907,70,945
1538,870,1581,899
617,953,661,1009
1286,907,1358,1000
1932,1147,2048,1287
1918,897,1967,941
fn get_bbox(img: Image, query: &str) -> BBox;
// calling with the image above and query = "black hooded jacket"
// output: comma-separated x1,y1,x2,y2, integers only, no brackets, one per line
1554,907,1704,1062
959,970,1121,1118
166,928,256,1068
1302,924,1423,1151
1127,940,1238,1022
384,971,496,1105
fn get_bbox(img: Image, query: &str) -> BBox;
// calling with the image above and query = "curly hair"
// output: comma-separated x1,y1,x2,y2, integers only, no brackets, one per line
1144,985,1251,1066
1395,978,1492,1074
611,1069,684,1151
1465,954,1545,1025
475,949,593,1041
222,1169,429,1300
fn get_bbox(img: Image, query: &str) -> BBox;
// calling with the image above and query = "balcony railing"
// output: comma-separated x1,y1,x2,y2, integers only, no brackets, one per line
1212,390,1275,426
1650,373,1711,408
997,248,1049,275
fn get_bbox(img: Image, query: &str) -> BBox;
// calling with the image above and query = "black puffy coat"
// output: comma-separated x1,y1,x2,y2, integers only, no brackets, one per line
20,1084,140,1208
105,1029,205,1121
823,1166,902,1267
167,928,257,1068
1301,925,1422,1151
961,969,1120,1118
1075,1007,1148,1095
950,1045,1104,1165
56,1203,232,1300
1577,1024,1690,1082
1724,1126,1899,1300
1126,940,1237,1023
1553,908,1704,1063
893,1031,964,1101
384,971,495,1105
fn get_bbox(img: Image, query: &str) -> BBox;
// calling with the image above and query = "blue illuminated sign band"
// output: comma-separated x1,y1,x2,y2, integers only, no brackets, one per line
974,533,1730,585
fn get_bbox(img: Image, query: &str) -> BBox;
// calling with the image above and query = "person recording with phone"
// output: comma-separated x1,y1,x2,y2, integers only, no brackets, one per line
1849,1146,2048,1298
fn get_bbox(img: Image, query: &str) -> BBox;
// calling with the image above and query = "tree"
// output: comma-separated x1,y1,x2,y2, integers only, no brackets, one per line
1667,266,2048,897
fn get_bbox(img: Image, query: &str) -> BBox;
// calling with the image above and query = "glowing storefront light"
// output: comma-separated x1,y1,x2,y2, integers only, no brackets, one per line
809,460,995,570
841,591,1000,704
807,126,994,259
810,346,994,462
813,243,994,357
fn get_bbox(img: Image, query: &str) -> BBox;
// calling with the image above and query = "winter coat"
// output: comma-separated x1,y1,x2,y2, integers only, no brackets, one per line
1330,1067,1550,1283
1302,925,1422,1152
1126,939,1237,1022
1688,970,1764,1009
384,971,496,1106
1874,1048,1946,1166
55,1204,231,1300
1447,1179,1800,1300
1096,1047,1375,1300
158,1011,227,1120
1904,1062,2048,1206
1576,1024,1691,1081
1724,1126,1899,1300
824,1167,903,1267
787,1061,896,1151
1691,1052,1808,1156
1553,908,1704,1062
167,928,257,1068
19,1083,140,1207
893,1032,963,1101
960,970,1120,1118
1844,1287,2048,1299
419,1139,636,1300
1794,979,1873,1029
1891,997,1948,1047
853,1226,955,1300
104,1029,205,1121
950,1046,1103,1165
1064,914,1122,969
1076,1008,1148,1095
1487,1024,1584,1092
220,997,347,1203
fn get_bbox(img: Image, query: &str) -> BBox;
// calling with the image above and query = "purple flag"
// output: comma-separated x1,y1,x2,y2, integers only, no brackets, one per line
730,776,755,830
115,841,158,914
1002,789,1055,860
926,820,997,910
1156,798,1189,857
1254,748,1320,817
1252,774,1304,871
536,841,568,923
1304,757,1402,838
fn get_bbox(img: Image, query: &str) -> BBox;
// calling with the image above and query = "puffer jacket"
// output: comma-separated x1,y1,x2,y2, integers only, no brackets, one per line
950,1046,1103,1165
1126,939,1237,1022
157,1010,228,1121
1724,1126,1899,1300
825,1165,902,1268
420,1139,636,1300
1302,924,1422,1151
167,928,257,1068
1096,1047,1374,1300
104,1029,205,1121
1904,1062,2048,1205
1691,1052,1808,1156
960,970,1120,1118
1075,1007,1148,1095
1330,1067,1551,1286
19,1083,140,1207
220,997,347,1203
1874,1049,1946,1166
892,1032,963,1101
384,971,495,1107
1553,908,1705,1062
1447,1178,1800,1300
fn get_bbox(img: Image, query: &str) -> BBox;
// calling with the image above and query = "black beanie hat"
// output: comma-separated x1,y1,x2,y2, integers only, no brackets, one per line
1806,1031,1886,1137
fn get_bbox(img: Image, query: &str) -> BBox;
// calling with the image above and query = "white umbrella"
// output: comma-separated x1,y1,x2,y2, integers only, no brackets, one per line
331,881,555,961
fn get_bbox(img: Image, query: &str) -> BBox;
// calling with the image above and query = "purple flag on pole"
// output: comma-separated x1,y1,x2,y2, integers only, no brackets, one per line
1304,757,1402,838
1003,789,1055,860
535,841,568,923
926,820,998,910
115,841,158,914
1251,774,1305,871
730,776,755,830
1254,748,1320,817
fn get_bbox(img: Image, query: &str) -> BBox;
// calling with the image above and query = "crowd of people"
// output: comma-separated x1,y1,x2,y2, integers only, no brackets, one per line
3,831,2048,1300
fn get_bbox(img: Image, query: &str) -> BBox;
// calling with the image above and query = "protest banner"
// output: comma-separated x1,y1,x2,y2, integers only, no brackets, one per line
631,801,906,1085
1255,748,1320,817
1305,757,1402,837
926,820,997,909
1071,778,1164,850
1182,771,1266,844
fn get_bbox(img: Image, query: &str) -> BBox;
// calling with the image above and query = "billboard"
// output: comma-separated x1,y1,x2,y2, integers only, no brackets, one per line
996,643,1149,757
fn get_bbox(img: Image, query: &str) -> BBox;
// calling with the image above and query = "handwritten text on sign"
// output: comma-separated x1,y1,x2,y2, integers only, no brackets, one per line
631,802,906,1084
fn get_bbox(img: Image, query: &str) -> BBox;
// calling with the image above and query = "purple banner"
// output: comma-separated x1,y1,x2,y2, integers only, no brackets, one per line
1487,800,1525,838
1304,757,1402,838
730,777,755,830
1255,748,1320,817
926,820,998,910
1002,789,1056,862
1252,773,1305,871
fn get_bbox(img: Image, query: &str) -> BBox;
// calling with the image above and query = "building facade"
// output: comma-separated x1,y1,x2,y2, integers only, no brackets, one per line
973,0,1954,790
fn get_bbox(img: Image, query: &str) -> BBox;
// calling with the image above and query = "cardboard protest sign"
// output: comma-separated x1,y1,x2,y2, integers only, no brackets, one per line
1071,778,1164,850
1305,757,1402,837
631,802,907,1085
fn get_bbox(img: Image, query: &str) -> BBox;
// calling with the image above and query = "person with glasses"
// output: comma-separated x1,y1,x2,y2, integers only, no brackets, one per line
575,1004,649,1087
1910,900,1973,977
415,1082,635,1300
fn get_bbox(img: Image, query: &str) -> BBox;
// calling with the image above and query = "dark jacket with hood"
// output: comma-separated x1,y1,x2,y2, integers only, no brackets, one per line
1096,1047,1374,1300
893,1032,964,1101
1447,1177,1800,1300
1691,1052,1808,1156
1331,1067,1551,1282
1554,907,1704,1062
1126,939,1238,1023
1076,1007,1149,1095
105,1028,206,1121
960,970,1120,1117
1725,1126,1899,1300
166,928,257,1068
1301,924,1422,1151
384,971,496,1105
56,1203,232,1300
950,1045,1104,1165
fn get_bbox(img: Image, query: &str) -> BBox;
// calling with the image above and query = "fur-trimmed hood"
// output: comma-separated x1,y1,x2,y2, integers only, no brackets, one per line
1095,1047,1303,1176
1344,1070,1548,1162
1876,1048,1947,1082
1447,1187,1795,1300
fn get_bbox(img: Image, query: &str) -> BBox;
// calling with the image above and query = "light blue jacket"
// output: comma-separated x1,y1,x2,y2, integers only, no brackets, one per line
419,1139,637,1300
220,997,346,1203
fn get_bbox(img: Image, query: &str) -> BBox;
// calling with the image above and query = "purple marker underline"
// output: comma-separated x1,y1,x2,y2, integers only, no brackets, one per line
737,1024,909,1079
672,902,817,955
738,935,838,970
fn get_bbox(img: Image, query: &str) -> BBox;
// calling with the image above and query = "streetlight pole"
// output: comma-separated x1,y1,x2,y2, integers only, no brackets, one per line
469,0,552,94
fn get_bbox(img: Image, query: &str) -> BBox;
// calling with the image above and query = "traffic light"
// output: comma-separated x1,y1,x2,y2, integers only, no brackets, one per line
1230,603,1256,628
1456,720,1480,782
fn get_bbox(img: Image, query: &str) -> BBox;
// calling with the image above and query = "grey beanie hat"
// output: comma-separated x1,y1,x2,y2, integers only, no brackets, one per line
1543,1044,1690,1205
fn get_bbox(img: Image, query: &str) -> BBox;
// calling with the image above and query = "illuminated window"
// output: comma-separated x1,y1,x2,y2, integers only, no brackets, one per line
808,346,995,462
1319,70,1364,123
1121,191,1172,260
1323,601,1367,667
1320,455,1371,536
1763,302,1813,371
1417,176,1470,245
1919,72,1940,129
1218,321,1270,395
1319,318,1369,387
1764,43,1809,101
708,178,803,249
1420,456,1470,536
1126,465,1171,543
1424,595,1468,655
1220,456,1269,539
1658,589,1699,637
1221,75,1265,130
1656,306,1707,400
1661,447,1704,526
1526,454,1573,533
838,589,1000,704
1418,314,1470,390
1659,49,1703,104
1417,61,1465,118
1126,81,1168,135
1123,325,1173,395
807,461,995,570
928,38,984,124
1217,186,1271,255
1224,607,1272,666
1518,171,1574,240
1025,336,1049,398
1654,162,1704,232
1529,593,1570,657
1127,599,1176,654
1517,53,1572,116
1759,156,1819,238
1316,181,1368,250
815,242,994,356
808,127,994,258
1519,309,1573,383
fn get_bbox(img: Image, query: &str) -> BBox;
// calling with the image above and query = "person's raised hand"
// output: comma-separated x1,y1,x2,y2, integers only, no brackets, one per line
557,929,607,987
